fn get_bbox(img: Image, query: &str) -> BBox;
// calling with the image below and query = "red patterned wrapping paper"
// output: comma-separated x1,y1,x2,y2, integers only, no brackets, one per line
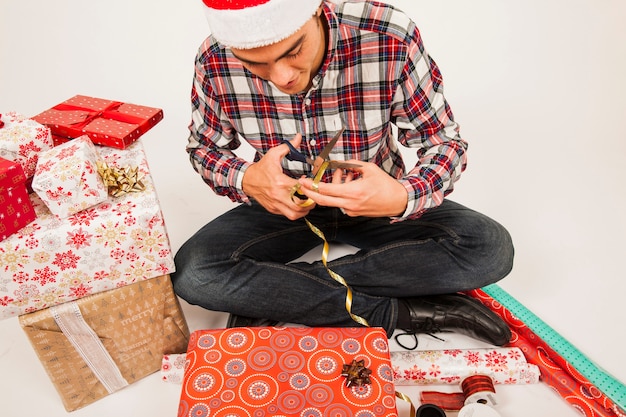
0,140,175,319
0,111,53,179
0,158,36,241
32,95,163,149
467,288,625,417
179,327,399,417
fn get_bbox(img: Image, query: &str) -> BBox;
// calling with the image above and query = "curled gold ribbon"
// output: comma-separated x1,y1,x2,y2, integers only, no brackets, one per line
304,218,370,327
297,161,416,415
305,218,416,415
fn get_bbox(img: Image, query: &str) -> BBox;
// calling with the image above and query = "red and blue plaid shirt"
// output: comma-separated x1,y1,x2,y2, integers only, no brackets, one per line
187,0,467,219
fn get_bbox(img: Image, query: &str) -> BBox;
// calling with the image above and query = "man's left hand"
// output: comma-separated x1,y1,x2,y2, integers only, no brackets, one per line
296,161,408,217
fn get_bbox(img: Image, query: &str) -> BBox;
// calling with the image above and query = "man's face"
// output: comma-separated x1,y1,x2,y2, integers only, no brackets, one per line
230,11,326,95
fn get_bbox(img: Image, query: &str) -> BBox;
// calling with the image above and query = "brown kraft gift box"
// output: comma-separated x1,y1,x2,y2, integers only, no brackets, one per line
18,274,190,412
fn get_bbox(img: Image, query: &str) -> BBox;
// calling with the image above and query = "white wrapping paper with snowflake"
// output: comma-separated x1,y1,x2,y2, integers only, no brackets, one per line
391,347,540,385
0,140,174,319
32,135,108,218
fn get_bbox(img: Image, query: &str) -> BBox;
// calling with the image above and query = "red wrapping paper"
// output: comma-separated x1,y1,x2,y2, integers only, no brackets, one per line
467,288,625,417
0,157,36,241
32,95,163,149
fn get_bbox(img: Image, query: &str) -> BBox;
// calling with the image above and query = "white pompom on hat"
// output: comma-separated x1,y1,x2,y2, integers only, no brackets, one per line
202,0,323,49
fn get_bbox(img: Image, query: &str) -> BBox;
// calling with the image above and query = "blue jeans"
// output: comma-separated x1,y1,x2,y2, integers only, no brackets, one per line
171,200,514,337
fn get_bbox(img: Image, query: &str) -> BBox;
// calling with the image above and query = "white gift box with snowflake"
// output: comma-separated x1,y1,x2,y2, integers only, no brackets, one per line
391,347,540,385
32,135,108,218
0,140,174,319
0,111,53,180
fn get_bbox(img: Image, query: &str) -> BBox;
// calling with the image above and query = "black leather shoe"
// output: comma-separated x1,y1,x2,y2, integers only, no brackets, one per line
226,313,280,328
398,293,511,348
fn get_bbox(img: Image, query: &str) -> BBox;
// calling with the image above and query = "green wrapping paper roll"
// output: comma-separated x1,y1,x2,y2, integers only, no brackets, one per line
482,284,626,410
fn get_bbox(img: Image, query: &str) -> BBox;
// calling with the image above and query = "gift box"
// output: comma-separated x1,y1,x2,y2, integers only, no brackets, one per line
0,157,36,241
0,140,175,319
31,135,108,218
0,111,53,179
19,274,190,412
32,95,163,149
179,327,400,417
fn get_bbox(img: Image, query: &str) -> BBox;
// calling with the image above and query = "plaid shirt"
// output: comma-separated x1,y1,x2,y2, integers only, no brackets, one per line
187,0,467,219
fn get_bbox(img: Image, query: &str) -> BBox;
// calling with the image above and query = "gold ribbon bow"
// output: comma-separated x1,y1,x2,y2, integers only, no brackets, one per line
97,161,145,197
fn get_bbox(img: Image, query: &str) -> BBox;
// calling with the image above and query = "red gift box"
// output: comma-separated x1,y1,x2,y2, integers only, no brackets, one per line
32,95,163,149
0,157,36,241
179,327,400,417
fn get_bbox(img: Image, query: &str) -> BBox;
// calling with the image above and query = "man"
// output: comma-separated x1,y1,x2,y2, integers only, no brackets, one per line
172,0,514,348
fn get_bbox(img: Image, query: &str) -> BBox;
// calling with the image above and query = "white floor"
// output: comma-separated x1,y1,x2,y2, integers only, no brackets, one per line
1,1,625,416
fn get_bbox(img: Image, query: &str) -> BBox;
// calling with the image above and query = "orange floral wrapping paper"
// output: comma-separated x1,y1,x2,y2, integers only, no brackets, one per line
19,274,190,412
178,327,399,417
0,140,174,319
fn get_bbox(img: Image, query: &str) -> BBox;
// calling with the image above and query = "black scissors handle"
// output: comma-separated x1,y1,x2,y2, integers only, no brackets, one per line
283,140,315,165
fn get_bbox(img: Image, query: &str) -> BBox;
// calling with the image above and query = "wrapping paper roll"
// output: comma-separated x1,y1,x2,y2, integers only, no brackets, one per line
391,347,540,386
467,287,626,417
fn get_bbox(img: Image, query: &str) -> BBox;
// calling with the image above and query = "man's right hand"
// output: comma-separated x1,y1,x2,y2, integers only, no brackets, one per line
242,133,315,220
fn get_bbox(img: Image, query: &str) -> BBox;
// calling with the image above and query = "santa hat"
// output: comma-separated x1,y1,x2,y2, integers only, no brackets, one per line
202,0,323,49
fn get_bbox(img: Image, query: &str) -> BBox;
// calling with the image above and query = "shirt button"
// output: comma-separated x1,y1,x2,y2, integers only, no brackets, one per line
310,139,317,146
304,98,311,106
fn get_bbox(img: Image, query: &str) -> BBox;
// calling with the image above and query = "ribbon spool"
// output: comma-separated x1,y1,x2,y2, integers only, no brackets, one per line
461,374,497,406
458,403,502,417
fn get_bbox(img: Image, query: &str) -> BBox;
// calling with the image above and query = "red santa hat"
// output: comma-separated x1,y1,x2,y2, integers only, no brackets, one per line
201,0,323,49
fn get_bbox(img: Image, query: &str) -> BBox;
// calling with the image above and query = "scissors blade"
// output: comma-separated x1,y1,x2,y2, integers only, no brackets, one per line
312,127,345,175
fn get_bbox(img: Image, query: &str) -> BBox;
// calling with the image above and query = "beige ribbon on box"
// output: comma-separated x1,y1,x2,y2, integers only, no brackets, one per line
51,302,129,394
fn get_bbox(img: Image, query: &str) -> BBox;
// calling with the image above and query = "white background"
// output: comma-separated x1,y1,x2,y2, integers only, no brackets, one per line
1,0,624,416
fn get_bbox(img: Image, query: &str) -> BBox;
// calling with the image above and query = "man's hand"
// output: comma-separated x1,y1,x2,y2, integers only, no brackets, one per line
296,161,408,218
241,133,315,220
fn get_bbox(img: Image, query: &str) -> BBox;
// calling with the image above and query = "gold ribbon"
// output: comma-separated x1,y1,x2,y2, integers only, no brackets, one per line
289,160,329,207
304,218,370,327
296,162,415,416
97,161,146,197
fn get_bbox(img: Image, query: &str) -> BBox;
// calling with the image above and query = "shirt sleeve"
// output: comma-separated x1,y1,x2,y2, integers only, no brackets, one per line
185,46,252,204
391,24,468,221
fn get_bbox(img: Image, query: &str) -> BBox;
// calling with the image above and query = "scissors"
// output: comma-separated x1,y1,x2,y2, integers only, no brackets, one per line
284,127,361,206
283,127,361,178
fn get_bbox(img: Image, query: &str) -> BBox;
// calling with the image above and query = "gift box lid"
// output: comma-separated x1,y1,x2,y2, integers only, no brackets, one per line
31,95,164,149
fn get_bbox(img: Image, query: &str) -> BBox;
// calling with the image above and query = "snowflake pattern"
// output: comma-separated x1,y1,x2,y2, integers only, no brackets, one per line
0,142,174,319
390,347,540,385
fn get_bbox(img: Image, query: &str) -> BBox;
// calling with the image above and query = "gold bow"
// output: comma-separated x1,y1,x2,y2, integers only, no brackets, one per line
97,161,145,197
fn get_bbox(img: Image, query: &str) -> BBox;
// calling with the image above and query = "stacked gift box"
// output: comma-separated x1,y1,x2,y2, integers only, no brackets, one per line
1,97,189,412
0,111,53,240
